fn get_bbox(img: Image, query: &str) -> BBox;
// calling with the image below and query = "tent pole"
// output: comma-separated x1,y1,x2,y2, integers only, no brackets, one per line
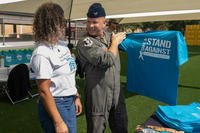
68,0,73,50
2,22,5,45
75,20,77,46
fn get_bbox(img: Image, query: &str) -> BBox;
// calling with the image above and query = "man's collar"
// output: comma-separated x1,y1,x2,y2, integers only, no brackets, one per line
88,31,106,40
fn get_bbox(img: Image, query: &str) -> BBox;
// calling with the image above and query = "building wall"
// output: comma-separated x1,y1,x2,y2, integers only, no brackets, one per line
0,24,33,38
16,25,32,34
185,25,200,46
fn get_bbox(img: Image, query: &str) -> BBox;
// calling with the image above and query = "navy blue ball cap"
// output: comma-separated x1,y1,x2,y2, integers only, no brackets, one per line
87,3,106,18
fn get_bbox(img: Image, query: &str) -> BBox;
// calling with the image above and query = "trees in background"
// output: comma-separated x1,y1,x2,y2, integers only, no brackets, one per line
119,20,200,35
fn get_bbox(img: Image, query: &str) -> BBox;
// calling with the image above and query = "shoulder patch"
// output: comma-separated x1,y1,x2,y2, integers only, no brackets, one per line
83,37,93,47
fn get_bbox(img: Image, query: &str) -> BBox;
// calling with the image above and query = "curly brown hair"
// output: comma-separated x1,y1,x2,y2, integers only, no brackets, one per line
33,2,66,43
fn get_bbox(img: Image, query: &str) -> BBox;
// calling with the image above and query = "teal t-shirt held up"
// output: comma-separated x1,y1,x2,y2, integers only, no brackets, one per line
119,31,188,105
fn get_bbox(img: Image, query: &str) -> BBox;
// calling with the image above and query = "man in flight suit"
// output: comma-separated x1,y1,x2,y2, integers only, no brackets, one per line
77,3,128,133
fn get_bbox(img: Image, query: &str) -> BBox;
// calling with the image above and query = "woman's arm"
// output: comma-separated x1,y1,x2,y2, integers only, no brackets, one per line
37,79,68,133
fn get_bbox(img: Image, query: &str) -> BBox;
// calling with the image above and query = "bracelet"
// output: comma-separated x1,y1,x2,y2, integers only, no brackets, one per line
75,94,81,99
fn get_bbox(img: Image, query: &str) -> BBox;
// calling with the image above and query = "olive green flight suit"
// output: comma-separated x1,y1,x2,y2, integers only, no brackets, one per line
77,31,127,133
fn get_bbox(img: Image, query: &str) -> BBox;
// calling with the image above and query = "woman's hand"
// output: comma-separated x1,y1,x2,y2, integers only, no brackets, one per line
75,96,82,116
55,121,69,133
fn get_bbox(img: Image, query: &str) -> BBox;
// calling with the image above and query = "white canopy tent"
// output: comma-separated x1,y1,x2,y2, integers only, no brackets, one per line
109,10,200,23
0,0,199,67
0,0,199,46
0,0,200,23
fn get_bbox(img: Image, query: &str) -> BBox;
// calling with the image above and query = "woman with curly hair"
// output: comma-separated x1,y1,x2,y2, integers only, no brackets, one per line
30,2,82,133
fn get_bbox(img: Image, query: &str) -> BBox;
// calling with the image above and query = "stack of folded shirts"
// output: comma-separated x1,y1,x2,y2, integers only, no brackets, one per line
155,102,200,133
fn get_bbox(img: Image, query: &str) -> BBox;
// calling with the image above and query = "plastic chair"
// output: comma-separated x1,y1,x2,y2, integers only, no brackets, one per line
4,64,36,104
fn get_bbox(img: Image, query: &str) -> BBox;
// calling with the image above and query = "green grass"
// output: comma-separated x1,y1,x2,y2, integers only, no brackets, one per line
0,46,199,133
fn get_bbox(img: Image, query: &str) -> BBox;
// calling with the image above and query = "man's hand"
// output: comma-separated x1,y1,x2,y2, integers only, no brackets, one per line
111,32,126,46
108,32,126,57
